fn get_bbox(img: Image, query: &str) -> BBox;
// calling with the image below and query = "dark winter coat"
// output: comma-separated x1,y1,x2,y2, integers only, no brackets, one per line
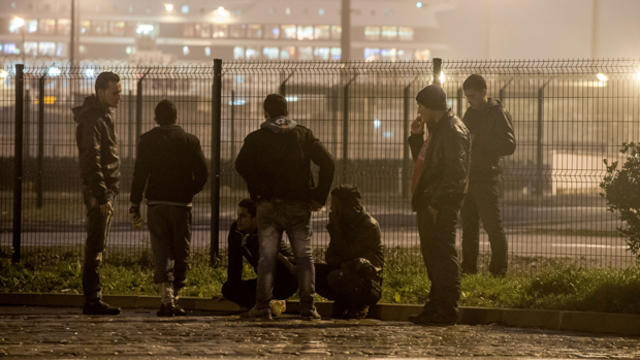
462,98,516,181
130,124,208,205
73,95,120,204
235,117,335,205
325,208,383,270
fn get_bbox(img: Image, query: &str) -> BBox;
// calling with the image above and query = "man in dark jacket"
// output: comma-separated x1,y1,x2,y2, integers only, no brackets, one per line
315,185,383,319
222,198,297,316
461,74,516,276
235,94,335,320
407,84,471,325
73,71,122,315
129,99,208,316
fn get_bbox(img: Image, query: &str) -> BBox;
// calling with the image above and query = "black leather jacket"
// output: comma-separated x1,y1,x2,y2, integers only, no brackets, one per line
73,96,120,204
409,111,471,211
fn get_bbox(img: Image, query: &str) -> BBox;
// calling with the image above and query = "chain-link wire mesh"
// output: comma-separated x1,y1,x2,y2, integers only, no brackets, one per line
1,59,639,272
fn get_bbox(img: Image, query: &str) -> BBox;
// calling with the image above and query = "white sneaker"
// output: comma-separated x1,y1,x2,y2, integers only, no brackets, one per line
269,300,287,317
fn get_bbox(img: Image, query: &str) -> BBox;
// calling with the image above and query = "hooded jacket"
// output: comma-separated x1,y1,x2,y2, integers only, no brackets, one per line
462,98,516,181
409,111,471,211
130,124,208,206
73,95,120,204
235,116,335,205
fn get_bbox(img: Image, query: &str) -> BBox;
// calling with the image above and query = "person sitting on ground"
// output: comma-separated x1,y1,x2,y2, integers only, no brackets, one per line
221,198,297,317
315,185,384,319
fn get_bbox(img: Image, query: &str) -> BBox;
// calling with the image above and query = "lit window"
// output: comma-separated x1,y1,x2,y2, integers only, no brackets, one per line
280,47,295,59
80,21,90,35
205,47,211,56
229,24,246,38
281,25,296,39
285,8,291,15
79,45,87,54
126,46,136,55
247,24,262,39
110,21,126,36
381,48,397,60
92,20,108,35
397,49,412,61
381,26,397,40
364,48,380,61
264,25,280,39
181,5,189,14
26,20,38,33
364,26,380,41
314,25,330,40
196,23,210,38
414,49,430,60
182,46,190,56
39,42,56,56
4,43,18,55
399,27,414,41
331,25,342,40
383,131,393,138
212,24,228,38
57,19,71,35
136,24,155,36
313,47,329,60
318,8,325,16
298,46,312,60
330,47,341,60
40,19,56,34
25,41,38,56
373,119,381,129
297,25,313,40
233,46,245,59
263,47,278,59
245,47,259,59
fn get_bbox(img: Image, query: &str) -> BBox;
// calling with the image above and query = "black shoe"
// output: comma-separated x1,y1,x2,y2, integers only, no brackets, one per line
300,307,321,321
408,308,458,326
240,306,272,321
157,304,175,317
83,300,121,315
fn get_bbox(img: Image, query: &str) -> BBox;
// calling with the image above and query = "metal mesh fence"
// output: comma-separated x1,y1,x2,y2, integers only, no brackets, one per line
1,59,639,272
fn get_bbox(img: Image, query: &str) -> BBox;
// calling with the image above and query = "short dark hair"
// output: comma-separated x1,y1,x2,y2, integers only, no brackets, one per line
95,71,120,93
463,74,487,92
154,99,177,125
331,184,361,202
263,94,288,118
238,198,256,217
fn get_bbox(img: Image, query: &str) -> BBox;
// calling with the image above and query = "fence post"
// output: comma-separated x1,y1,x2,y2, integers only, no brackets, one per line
13,64,24,264
36,75,45,208
135,72,147,148
342,75,357,184
432,58,442,85
499,78,513,103
24,89,30,164
128,90,134,160
210,58,222,267
279,72,294,97
536,82,548,197
230,89,235,158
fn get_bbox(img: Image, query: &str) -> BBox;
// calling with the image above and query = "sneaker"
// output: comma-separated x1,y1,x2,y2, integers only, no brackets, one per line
300,307,321,321
83,300,121,315
408,308,458,326
240,306,272,321
269,300,287,318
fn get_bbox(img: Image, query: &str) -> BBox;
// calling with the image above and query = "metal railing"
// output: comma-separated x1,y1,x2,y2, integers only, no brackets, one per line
1,58,639,271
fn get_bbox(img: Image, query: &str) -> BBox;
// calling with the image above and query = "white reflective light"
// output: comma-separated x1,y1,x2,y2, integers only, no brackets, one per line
285,96,298,102
416,1,424,8
439,72,446,84
214,6,230,18
596,73,608,82
164,3,174,12
0,70,8,79
47,67,61,77
373,119,381,129
84,68,96,78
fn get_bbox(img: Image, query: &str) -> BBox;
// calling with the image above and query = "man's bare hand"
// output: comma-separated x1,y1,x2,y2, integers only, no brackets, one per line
99,201,113,217
411,115,425,134
129,205,143,228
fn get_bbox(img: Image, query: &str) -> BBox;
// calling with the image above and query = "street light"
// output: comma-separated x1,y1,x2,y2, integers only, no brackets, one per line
9,17,26,64
164,3,174,13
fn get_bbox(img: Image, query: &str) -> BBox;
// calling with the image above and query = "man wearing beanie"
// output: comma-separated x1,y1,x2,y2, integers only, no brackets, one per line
407,84,471,325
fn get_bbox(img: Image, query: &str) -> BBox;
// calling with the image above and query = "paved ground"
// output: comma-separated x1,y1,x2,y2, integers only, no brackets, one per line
1,306,639,359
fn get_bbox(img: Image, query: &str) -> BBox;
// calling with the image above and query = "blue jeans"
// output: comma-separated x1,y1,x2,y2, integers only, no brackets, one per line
255,199,314,312
81,188,114,302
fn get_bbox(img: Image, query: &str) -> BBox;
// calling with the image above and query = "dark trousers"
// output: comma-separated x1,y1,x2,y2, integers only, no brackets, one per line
147,205,192,291
222,263,298,308
82,190,114,302
416,204,461,311
315,262,382,309
461,181,508,275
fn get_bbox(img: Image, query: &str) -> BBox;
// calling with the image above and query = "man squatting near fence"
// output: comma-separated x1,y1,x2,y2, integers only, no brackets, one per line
222,198,297,316
407,84,471,325
461,74,516,276
315,185,384,319
73,71,122,315
236,93,335,320
129,99,208,316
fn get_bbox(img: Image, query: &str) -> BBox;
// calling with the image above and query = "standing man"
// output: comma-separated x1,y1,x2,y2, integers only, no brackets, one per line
73,71,122,315
407,85,470,325
129,99,208,316
461,74,516,276
236,94,335,320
